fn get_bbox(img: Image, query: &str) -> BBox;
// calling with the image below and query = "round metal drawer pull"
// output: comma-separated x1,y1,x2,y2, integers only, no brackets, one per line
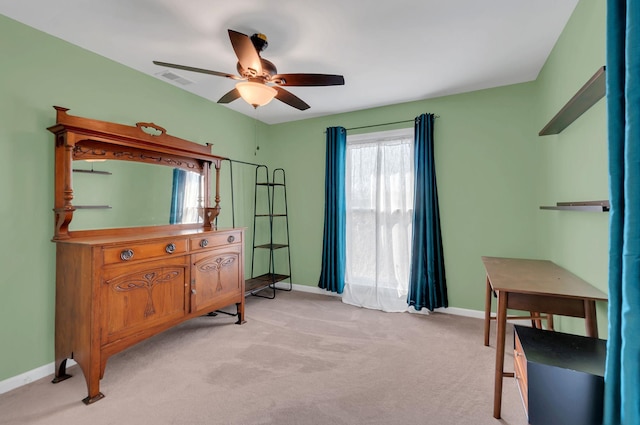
165,243,176,254
227,235,235,243
200,239,209,248
120,249,134,261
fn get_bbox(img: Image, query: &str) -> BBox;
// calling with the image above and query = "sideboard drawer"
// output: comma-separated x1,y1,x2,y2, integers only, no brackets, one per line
103,239,188,265
190,230,242,251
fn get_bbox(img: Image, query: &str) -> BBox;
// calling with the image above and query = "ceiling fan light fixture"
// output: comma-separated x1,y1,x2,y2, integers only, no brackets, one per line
154,29,343,111
236,81,277,108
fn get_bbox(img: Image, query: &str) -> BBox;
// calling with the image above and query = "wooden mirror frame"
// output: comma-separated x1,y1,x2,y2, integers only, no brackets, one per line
48,106,225,240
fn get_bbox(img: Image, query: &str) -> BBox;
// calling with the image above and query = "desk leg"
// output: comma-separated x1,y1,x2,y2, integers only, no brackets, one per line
493,290,508,419
584,300,598,338
484,276,492,347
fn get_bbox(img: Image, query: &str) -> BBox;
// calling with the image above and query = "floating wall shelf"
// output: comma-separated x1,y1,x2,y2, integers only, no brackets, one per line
540,201,610,212
539,66,606,136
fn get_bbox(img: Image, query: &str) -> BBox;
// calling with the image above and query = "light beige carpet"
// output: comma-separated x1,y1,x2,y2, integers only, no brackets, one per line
0,290,527,425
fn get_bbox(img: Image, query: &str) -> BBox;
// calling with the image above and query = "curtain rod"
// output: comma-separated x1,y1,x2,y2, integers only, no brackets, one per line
346,119,414,131
325,115,440,133
223,158,264,168
223,158,269,228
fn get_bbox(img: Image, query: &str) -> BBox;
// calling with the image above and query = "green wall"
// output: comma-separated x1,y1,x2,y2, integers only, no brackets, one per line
264,83,543,310
534,0,608,335
263,0,607,335
0,15,261,382
0,0,608,384
263,0,607,334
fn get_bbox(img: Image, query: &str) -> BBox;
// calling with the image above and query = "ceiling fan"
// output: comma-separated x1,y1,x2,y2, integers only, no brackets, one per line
153,29,345,110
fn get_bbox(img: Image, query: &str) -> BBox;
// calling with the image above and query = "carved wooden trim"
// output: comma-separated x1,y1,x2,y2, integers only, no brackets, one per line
135,122,166,137
107,268,184,317
73,142,204,172
203,207,220,229
195,255,237,292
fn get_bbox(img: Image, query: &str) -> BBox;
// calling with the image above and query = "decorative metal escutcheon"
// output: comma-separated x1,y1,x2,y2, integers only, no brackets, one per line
120,249,134,261
227,235,235,243
165,243,176,254
200,239,209,248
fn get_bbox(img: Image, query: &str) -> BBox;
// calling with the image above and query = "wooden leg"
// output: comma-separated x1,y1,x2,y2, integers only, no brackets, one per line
51,358,72,383
531,311,541,329
493,290,508,419
484,277,492,347
547,314,554,331
235,299,246,325
584,300,598,338
82,355,105,405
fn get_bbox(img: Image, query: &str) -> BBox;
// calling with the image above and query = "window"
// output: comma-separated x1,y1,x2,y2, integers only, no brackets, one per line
343,128,414,312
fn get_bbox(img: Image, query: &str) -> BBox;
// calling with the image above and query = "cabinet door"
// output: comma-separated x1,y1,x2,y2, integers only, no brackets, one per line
101,257,188,344
191,244,242,313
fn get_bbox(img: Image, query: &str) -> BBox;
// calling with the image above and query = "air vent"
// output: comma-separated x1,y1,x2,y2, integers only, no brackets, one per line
155,70,194,86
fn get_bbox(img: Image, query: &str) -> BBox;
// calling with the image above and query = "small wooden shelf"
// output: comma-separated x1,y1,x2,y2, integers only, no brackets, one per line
245,273,290,295
539,66,606,136
74,205,112,209
73,169,112,175
540,200,609,212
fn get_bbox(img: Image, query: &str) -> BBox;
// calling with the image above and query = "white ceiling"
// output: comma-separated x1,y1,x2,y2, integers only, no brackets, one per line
1,0,578,124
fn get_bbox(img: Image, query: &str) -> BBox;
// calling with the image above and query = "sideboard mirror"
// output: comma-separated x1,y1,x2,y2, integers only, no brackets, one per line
48,106,225,240
71,160,205,230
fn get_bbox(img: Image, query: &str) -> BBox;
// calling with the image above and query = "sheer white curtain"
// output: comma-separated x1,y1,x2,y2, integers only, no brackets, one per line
342,128,414,312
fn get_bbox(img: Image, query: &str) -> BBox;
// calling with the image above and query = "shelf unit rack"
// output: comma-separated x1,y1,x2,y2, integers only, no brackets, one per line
245,166,292,298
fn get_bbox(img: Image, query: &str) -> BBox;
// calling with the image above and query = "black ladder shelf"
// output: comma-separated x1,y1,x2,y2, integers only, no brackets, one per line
245,166,292,298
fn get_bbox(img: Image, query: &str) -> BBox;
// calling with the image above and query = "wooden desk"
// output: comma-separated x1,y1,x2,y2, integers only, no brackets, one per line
481,256,607,419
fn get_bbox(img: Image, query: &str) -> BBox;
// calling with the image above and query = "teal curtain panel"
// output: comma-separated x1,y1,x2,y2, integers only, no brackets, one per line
318,126,347,293
604,1,640,423
407,114,448,311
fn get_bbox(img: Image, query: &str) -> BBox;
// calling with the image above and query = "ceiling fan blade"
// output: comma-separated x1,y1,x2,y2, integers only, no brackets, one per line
153,61,240,79
271,73,345,87
274,87,310,110
228,29,262,77
217,88,241,104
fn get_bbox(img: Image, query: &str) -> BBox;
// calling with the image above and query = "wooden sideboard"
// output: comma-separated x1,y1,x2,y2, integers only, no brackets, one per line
48,107,245,404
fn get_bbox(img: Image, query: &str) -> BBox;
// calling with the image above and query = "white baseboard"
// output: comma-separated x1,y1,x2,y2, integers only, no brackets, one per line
286,282,341,297
0,283,494,396
0,359,77,395
433,306,484,319
286,283,490,319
